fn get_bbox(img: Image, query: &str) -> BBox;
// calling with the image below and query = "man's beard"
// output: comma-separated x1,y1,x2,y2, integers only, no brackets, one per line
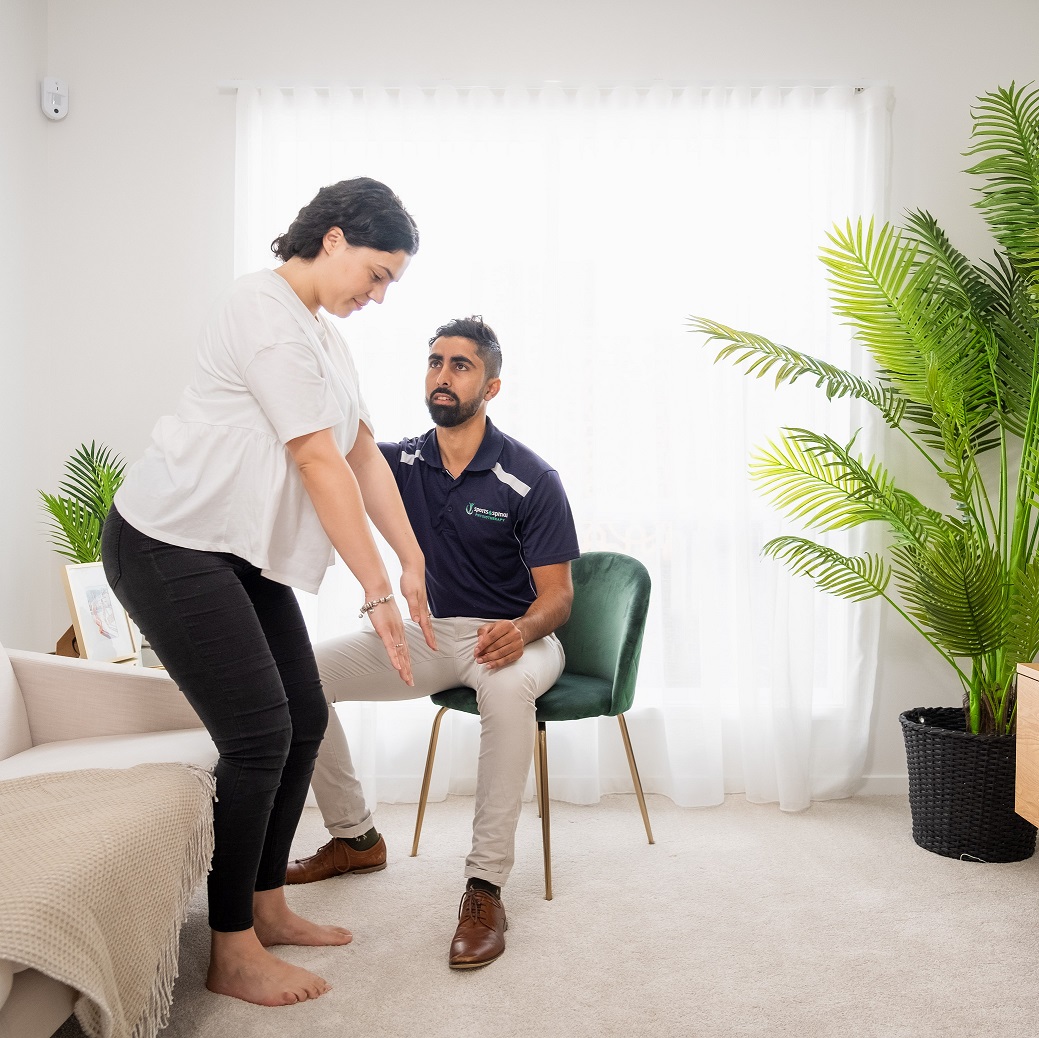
426,390,482,428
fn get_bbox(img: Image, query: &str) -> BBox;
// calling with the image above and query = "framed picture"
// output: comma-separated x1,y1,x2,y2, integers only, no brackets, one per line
62,562,137,663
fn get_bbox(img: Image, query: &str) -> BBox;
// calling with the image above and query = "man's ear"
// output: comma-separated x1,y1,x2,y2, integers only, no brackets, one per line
483,378,502,402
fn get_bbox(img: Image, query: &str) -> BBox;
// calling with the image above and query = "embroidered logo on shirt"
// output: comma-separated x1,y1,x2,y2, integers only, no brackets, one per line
466,502,509,522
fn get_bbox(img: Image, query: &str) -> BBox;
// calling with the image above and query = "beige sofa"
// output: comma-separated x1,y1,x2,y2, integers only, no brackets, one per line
0,640,216,1038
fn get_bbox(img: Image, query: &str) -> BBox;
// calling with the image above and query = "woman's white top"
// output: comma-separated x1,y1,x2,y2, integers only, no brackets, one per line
115,269,372,594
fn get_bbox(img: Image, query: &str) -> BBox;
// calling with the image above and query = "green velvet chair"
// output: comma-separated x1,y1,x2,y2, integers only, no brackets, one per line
410,551,654,900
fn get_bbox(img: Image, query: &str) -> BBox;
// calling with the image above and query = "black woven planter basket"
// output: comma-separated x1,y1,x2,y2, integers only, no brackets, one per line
900,707,1036,862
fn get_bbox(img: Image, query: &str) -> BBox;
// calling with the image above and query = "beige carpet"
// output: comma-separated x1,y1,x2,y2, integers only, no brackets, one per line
55,793,1039,1038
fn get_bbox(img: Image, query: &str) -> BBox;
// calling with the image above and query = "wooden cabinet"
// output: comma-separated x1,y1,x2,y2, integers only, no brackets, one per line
1016,662,1039,827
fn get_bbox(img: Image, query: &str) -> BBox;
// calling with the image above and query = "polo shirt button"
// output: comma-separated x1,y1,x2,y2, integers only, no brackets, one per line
447,506,453,512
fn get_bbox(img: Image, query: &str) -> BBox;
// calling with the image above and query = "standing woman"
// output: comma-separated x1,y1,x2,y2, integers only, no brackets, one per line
102,177,436,1007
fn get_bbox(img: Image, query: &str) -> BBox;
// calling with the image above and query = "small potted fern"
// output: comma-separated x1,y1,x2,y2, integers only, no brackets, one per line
690,83,1039,861
40,442,126,655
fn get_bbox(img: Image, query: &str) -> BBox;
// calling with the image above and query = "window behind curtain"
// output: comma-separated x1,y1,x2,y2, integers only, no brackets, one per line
235,83,892,811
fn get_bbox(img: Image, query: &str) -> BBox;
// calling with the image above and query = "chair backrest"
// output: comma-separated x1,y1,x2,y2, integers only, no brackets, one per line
0,639,33,760
554,552,651,716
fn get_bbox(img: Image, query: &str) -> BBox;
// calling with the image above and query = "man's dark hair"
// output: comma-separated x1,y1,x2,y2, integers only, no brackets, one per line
271,177,419,260
429,315,502,380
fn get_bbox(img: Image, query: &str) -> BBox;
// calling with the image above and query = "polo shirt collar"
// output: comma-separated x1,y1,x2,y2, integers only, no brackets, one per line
425,417,505,473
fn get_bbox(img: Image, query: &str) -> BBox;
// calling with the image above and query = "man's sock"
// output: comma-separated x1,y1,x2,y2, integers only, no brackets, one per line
340,827,380,851
467,877,501,899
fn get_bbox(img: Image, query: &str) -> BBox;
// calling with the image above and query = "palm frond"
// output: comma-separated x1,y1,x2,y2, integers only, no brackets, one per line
921,343,1005,524
988,313,1036,436
39,442,126,563
979,250,1028,318
750,428,944,544
761,536,890,602
893,397,945,451
965,82,1039,277
38,493,105,564
904,209,999,318
687,318,907,426
1006,559,1039,667
891,531,1007,658
1012,330,1039,523
820,219,998,443
982,258,1039,433
58,441,126,526
820,219,939,392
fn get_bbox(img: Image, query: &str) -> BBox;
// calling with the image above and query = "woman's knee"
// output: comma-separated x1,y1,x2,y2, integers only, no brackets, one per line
218,712,294,773
292,690,329,745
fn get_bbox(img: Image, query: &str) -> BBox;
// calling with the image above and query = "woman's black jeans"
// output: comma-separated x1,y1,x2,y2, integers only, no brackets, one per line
101,506,328,932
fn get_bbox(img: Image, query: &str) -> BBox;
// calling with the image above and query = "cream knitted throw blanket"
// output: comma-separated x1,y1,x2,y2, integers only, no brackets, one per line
0,764,215,1038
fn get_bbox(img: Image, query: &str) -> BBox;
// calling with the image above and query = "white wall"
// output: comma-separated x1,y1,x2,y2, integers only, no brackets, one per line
5,0,1038,786
0,0,48,649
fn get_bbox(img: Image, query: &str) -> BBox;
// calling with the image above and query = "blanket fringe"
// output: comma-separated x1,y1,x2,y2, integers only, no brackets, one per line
132,766,216,1038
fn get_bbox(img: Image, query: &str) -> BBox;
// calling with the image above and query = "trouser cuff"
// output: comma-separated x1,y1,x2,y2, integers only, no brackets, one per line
328,811,376,840
464,864,509,887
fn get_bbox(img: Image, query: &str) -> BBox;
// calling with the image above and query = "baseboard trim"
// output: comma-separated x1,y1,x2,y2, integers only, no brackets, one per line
856,775,909,796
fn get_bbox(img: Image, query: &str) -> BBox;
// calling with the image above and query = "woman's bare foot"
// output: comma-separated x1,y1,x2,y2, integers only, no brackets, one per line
206,928,331,1006
253,886,353,948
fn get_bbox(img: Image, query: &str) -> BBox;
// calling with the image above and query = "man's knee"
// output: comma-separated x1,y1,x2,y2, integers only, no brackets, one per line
475,670,542,716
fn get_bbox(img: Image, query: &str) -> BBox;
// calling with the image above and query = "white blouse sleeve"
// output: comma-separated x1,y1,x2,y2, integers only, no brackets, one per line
243,341,345,444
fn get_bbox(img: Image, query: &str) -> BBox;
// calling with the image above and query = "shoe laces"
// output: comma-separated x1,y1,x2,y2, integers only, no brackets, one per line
458,888,498,924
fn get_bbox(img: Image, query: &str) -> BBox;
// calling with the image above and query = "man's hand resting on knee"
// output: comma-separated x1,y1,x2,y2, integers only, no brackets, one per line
473,561,575,670
474,620,525,669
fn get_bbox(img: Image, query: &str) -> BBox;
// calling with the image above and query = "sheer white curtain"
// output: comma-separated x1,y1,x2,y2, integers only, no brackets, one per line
235,83,892,813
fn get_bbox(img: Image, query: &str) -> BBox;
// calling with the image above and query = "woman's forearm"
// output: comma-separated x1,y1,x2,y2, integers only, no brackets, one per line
344,427,437,646
348,430,425,570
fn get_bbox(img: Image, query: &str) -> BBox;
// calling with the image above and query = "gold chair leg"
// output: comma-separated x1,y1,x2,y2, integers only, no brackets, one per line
532,728,543,818
617,713,654,844
537,721,553,900
412,706,449,857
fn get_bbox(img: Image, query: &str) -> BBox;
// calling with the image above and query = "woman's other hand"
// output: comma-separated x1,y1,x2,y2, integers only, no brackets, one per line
365,597,415,685
401,565,437,651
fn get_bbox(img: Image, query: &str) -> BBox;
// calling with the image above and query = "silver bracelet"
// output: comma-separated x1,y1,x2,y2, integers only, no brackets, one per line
359,593,395,618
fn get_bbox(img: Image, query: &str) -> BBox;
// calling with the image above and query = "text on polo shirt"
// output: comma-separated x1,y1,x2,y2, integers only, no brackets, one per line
466,502,509,521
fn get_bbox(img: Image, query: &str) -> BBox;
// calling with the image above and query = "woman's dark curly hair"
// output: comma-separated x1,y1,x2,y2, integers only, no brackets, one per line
271,177,419,260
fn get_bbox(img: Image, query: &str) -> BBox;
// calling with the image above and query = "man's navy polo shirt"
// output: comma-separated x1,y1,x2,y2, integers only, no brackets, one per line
379,418,579,620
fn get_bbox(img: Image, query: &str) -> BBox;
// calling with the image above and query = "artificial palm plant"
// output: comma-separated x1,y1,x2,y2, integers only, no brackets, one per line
39,441,125,564
690,83,1039,737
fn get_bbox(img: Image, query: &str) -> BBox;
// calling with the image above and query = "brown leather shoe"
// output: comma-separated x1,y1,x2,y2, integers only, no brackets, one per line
285,836,387,884
448,887,507,969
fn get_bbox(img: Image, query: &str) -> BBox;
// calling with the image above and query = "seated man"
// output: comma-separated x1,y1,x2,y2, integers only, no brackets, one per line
287,315,579,969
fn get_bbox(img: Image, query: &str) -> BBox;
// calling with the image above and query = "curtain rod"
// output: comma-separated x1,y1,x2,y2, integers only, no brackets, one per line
217,80,877,95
